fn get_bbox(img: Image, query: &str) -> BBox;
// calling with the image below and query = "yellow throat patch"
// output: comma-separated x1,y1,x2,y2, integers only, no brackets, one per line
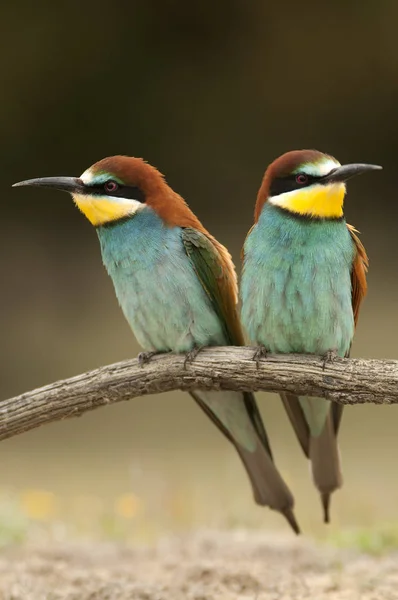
270,183,346,218
72,194,142,226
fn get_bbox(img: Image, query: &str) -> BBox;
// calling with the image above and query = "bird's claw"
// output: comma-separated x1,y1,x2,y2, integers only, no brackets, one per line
138,351,158,367
253,346,268,370
184,346,204,370
321,350,338,371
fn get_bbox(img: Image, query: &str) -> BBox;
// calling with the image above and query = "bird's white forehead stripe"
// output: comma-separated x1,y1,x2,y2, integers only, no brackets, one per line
80,169,123,185
80,169,94,184
295,157,341,177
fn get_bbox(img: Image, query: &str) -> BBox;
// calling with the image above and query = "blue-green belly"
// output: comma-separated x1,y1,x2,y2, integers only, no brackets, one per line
241,205,356,357
97,208,226,353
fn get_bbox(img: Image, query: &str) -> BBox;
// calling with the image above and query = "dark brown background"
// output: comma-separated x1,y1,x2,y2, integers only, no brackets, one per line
1,1,397,535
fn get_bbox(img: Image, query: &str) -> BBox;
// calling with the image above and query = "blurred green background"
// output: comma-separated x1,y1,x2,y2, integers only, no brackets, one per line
1,0,398,541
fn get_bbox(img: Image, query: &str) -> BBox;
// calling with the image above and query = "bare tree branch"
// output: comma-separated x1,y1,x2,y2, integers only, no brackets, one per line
1,347,397,442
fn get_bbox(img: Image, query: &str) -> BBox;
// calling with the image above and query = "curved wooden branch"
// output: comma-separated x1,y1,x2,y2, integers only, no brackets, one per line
1,347,397,441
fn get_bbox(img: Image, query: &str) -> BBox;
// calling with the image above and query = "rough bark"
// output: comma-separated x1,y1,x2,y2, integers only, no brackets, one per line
1,348,397,441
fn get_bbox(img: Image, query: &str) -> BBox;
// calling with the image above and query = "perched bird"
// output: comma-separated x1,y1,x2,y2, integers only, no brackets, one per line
240,149,381,522
13,156,300,533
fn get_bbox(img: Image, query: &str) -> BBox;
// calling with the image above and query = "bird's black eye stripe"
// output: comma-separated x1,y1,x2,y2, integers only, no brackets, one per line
270,173,319,197
83,183,146,203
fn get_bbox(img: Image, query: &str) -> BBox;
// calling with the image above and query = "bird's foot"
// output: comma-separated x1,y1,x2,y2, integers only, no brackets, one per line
321,349,338,371
138,351,160,367
184,345,205,369
253,345,268,369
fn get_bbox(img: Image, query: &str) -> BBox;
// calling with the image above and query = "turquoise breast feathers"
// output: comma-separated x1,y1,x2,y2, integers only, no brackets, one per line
241,204,356,357
97,208,227,352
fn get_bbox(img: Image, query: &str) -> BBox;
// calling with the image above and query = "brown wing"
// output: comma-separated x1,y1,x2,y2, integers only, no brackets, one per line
347,223,369,327
181,227,245,345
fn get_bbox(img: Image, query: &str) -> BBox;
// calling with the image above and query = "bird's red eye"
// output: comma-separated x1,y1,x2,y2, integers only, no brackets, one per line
296,173,308,185
104,180,119,193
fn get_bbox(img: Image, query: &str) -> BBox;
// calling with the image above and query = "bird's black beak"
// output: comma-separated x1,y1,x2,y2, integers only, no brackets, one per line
12,176,85,194
323,163,382,184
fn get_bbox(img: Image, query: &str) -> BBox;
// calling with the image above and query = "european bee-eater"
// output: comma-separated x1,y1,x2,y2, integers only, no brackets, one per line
240,149,381,522
14,156,300,533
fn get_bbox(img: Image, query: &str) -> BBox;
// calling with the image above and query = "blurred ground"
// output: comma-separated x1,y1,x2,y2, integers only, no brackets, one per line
1,530,397,600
